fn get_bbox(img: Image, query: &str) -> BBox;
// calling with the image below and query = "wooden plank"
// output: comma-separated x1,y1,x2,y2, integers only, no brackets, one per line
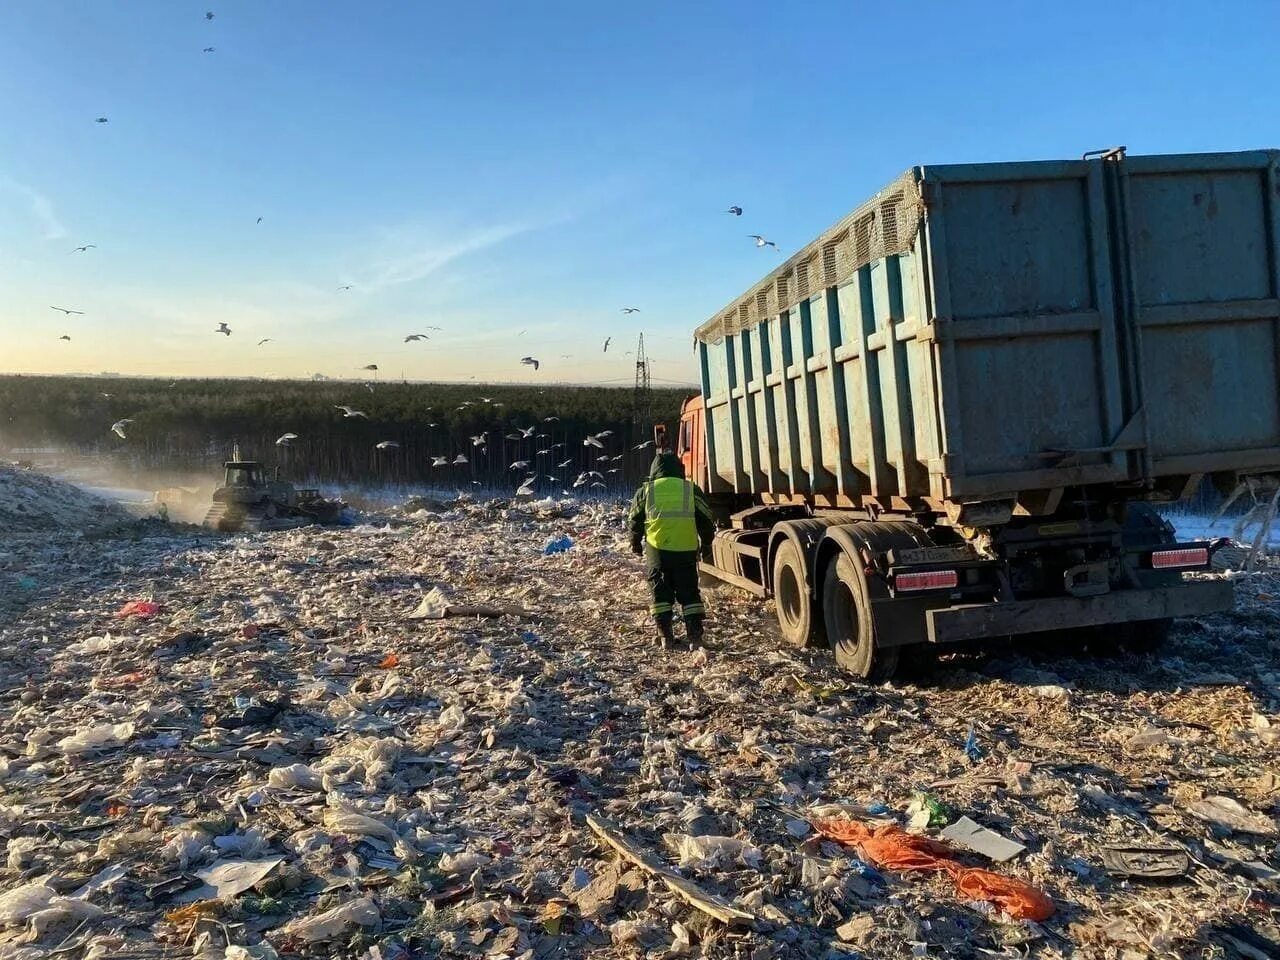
584,814,757,926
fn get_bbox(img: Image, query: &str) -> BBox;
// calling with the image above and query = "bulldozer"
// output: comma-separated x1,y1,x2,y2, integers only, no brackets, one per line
202,448,343,532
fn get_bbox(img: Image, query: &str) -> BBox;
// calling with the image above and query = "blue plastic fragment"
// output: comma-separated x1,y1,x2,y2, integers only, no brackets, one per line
963,722,982,761
864,802,891,816
543,535,574,555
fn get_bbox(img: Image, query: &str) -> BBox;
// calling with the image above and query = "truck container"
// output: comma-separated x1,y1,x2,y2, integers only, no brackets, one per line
676,148,1277,677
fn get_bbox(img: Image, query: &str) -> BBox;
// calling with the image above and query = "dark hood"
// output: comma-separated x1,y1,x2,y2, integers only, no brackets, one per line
650,452,685,479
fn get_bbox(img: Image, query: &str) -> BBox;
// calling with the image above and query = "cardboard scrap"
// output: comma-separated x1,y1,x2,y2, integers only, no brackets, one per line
585,814,755,926
939,816,1026,862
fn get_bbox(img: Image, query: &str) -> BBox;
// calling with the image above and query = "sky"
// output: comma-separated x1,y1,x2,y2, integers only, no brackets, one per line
0,1,1276,385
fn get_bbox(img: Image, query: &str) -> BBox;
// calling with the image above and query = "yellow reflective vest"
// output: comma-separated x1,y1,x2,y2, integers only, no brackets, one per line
643,476,700,551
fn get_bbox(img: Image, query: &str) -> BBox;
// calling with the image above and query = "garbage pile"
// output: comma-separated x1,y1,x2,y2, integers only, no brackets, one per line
0,466,132,536
0,494,1277,959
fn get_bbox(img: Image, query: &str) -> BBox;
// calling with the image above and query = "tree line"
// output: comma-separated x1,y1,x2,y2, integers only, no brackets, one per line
0,376,695,496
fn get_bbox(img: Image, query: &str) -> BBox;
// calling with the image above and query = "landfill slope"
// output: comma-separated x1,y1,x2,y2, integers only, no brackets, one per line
0,499,1277,958
0,466,133,536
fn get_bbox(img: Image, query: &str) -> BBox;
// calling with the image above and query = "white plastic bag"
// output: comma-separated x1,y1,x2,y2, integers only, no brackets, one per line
267,763,323,791
280,897,380,942
323,800,397,843
0,884,55,925
671,834,762,869
57,721,136,755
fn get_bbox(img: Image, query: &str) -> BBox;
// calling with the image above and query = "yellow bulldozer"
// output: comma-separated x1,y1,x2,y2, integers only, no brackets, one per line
202,449,343,532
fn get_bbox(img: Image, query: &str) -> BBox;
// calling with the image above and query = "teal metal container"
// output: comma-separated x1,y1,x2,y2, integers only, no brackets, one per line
694,149,1280,506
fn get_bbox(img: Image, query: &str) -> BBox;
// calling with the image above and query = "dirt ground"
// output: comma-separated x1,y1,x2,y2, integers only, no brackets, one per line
0,491,1277,959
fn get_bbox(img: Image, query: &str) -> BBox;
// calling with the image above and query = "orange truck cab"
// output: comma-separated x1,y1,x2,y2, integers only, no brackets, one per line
676,394,707,490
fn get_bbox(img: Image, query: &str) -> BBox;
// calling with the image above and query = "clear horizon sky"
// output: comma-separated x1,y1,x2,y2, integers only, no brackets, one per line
1,1,1275,385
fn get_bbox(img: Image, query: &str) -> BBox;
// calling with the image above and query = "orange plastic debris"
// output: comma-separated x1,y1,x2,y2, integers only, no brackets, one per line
377,653,399,669
813,818,1054,922
115,600,160,619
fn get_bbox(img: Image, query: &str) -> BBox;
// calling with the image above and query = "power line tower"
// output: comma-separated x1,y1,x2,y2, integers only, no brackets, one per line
632,332,653,428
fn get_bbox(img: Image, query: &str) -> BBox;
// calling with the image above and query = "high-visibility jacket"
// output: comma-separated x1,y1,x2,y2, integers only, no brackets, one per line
629,452,716,553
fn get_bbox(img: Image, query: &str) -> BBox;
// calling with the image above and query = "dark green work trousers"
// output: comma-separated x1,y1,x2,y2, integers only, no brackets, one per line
645,546,704,619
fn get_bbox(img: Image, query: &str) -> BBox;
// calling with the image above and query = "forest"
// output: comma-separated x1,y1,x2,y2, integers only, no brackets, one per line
0,375,695,496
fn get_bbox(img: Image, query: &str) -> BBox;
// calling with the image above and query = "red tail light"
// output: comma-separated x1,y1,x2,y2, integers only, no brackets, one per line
1150,547,1209,570
895,569,959,592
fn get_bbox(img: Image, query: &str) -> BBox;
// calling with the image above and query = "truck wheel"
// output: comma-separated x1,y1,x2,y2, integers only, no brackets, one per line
824,552,898,681
772,539,824,647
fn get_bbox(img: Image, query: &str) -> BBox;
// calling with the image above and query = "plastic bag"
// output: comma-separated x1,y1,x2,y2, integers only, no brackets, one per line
280,897,380,942
542,535,574,555
671,834,762,869
0,884,55,925
323,800,397,843
5,837,38,871
57,721,136,756
213,827,271,858
438,850,490,875
267,763,323,792
67,633,124,656
114,600,160,619
28,898,104,938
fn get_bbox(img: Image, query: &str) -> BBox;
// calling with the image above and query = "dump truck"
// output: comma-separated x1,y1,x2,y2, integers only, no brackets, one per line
679,148,1279,678
202,452,343,532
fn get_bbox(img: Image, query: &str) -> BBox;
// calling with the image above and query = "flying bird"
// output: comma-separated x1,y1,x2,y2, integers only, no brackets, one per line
256,216,263,224
509,460,530,470
205,11,214,20
471,434,487,446
338,284,353,292
621,307,640,314
375,441,400,451
431,456,449,467
361,363,378,371
602,337,611,353
404,334,430,342
452,454,468,465
478,396,494,404
50,306,84,316
595,430,613,438
535,448,550,456
203,46,216,53
257,338,272,346
215,322,231,335
557,459,573,469
543,416,559,422
363,382,375,394
71,244,96,253
520,356,540,371
516,477,537,497
583,436,604,449
749,234,779,250
727,205,742,216
276,433,298,445
110,418,133,440
58,334,71,342
334,405,368,418
518,425,537,438
634,439,655,450
94,117,109,124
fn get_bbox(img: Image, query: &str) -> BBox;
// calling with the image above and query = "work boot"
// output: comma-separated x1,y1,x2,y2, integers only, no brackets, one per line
655,613,677,649
684,615,705,646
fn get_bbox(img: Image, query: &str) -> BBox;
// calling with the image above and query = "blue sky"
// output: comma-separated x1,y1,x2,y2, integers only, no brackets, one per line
0,0,1275,384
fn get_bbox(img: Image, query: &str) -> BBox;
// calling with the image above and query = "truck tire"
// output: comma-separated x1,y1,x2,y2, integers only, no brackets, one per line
772,538,824,648
824,551,899,681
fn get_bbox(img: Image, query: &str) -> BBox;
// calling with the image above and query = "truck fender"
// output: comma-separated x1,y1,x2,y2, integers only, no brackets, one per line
814,520,935,592
765,518,848,594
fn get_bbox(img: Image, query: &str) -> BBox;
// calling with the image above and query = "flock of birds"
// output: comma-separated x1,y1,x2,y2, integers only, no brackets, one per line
50,10,785,496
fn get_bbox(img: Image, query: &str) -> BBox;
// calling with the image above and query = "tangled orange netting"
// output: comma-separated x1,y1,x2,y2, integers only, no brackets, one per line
812,818,1055,922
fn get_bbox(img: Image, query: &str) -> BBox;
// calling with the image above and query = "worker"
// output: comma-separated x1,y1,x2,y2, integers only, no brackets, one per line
628,450,716,648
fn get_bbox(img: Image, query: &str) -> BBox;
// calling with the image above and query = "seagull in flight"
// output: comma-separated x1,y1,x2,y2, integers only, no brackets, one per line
727,205,742,216
205,11,214,20
255,216,263,224
583,436,604,449
203,46,216,53
509,460,531,470
621,307,640,314
595,430,613,439
94,117,109,124
375,440,401,451
557,458,573,469
520,356,540,371
50,306,84,316
634,439,655,450
110,418,133,440
750,234,779,250
72,244,96,253
404,334,430,342
452,454,468,465
337,284,353,292
516,476,537,497
361,363,379,371
431,455,449,467
257,338,272,346
470,434,488,446
518,425,537,438
215,322,231,335
543,416,559,422
334,405,368,419
602,337,611,353
58,334,71,341
276,433,298,445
